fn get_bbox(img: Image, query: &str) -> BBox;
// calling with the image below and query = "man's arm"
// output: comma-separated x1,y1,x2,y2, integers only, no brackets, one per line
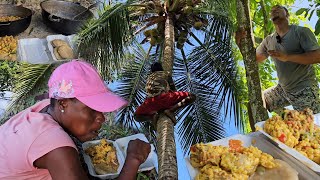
268,49,320,65
34,147,89,180
256,53,268,63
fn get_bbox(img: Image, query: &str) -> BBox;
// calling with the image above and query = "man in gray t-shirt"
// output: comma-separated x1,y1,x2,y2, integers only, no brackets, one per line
237,5,320,114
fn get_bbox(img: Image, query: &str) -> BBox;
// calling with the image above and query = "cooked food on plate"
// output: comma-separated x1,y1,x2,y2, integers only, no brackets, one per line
190,139,298,180
0,16,21,22
0,36,17,61
50,39,74,60
264,109,320,164
84,139,119,175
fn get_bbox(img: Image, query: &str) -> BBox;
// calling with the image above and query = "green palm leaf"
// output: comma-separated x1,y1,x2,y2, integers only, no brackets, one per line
173,56,225,154
78,0,137,80
0,63,58,124
114,44,151,128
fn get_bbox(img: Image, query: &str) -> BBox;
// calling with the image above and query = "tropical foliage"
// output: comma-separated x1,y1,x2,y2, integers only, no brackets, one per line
77,0,244,155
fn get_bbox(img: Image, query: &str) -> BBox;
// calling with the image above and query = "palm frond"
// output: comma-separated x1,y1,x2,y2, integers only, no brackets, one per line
0,63,58,124
174,55,225,155
78,0,137,80
187,34,244,132
114,44,152,128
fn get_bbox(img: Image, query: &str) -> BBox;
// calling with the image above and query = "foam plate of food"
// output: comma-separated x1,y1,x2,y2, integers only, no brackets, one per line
255,109,320,173
185,132,319,180
47,34,76,61
82,139,125,179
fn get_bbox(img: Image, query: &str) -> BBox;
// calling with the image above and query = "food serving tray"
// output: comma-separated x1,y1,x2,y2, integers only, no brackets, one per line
82,140,125,180
255,121,320,173
185,132,319,179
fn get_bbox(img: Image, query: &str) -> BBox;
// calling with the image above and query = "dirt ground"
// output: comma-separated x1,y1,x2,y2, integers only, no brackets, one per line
0,0,96,39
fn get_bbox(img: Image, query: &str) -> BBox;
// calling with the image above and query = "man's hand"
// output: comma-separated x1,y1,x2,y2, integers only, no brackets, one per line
126,139,151,164
268,50,289,62
164,109,177,124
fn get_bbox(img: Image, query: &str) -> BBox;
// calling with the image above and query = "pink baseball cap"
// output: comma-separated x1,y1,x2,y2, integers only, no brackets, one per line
48,60,127,112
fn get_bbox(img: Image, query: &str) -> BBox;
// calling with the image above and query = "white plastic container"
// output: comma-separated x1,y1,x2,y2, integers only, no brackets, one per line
46,34,76,61
82,140,125,180
255,121,320,173
18,38,51,64
115,133,157,172
185,132,319,179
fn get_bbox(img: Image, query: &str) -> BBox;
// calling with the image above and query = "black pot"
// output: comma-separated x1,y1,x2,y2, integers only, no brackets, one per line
40,0,93,35
0,5,32,37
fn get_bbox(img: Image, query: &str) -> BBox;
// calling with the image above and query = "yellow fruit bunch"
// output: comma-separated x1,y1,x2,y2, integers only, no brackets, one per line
0,16,21,22
0,36,18,61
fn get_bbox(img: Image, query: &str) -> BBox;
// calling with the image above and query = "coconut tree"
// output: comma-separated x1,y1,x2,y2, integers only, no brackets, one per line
77,0,244,178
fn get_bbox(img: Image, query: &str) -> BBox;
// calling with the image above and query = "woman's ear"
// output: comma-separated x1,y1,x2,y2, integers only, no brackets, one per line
57,99,68,111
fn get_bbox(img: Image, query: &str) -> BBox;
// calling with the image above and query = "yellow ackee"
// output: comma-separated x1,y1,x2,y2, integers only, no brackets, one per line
264,109,320,165
0,36,17,61
191,140,278,180
0,16,21,22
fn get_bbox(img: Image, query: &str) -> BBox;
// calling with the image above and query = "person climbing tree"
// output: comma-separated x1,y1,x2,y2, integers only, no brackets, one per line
134,62,196,124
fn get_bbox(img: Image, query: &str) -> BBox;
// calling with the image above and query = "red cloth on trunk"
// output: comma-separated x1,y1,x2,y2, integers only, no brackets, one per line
135,91,190,115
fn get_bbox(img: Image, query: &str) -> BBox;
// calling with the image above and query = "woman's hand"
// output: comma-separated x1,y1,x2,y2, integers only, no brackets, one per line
118,139,151,180
127,139,151,164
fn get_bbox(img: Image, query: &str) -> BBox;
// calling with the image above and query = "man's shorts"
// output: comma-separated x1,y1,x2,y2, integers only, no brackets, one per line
135,91,190,116
263,84,320,114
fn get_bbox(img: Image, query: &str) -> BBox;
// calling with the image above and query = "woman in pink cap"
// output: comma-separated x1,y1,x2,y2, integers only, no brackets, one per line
0,60,151,180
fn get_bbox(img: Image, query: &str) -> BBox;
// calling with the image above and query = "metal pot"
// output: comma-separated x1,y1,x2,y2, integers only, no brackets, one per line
0,5,32,37
40,0,94,35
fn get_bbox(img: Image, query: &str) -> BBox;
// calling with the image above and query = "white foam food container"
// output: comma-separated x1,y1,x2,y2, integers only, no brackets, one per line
255,121,320,173
185,132,320,179
82,140,125,179
115,133,157,172
18,38,51,64
46,34,76,61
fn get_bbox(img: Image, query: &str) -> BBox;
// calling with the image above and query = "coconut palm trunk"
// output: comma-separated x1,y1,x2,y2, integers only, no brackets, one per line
156,14,178,180
236,0,268,129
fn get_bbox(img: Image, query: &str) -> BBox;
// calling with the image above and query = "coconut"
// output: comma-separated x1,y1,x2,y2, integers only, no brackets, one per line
150,29,159,36
140,7,147,14
194,21,203,30
177,42,184,49
150,37,157,46
144,30,152,37
183,6,193,14
180,31,188,38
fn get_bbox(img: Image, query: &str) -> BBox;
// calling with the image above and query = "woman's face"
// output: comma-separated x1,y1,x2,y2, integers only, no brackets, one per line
59,99,105,142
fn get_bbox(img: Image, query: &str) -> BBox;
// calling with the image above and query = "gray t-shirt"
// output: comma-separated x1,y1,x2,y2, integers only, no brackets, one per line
256,25,319,92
